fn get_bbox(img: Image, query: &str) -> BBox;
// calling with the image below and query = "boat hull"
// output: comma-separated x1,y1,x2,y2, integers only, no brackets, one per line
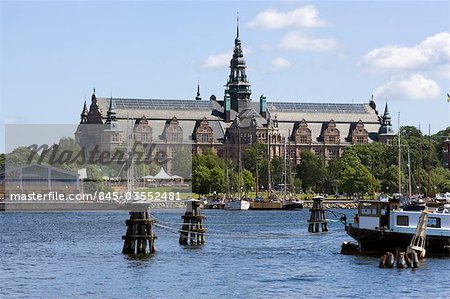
282,201,304,210
203,202,225,209
250,201,282,210
224,200,250,210
346,224,450,256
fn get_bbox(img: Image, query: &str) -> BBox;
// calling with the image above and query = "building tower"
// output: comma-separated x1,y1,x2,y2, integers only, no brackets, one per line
105,96,118,125
378,103,395,145
102,97,122,151
226,15,251,113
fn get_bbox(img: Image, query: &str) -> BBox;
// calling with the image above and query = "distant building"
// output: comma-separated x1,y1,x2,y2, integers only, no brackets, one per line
4,164,80,195
75,21,395,171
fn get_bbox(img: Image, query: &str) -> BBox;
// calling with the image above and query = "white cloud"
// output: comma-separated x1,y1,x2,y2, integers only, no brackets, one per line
279,31,338,52
202,52,230,69
249,6,329,29
202,47,253,69
272,57,292,70
373,74,441,101
361,32,450,73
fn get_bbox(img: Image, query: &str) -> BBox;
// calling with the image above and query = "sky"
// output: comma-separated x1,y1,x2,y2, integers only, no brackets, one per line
1,0,449,153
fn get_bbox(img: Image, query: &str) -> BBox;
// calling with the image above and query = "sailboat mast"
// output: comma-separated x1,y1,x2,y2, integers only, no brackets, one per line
256,143,259,198
408,147,412,198
417,123,422,194
283,137,287,201
238,124,242,200
226,166,229,199
427,124,431,197
267,119,271,198
288,130,294,196
130,120,135,194
398,112,401,195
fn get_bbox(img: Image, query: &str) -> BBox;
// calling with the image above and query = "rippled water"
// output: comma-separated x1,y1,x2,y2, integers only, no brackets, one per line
1,209,449,298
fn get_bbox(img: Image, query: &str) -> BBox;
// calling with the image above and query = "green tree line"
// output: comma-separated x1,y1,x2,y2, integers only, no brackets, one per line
192,126,450,197
2,126,450,197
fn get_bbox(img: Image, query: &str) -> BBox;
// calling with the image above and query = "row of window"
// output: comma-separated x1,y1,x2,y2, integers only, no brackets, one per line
397,215,441,228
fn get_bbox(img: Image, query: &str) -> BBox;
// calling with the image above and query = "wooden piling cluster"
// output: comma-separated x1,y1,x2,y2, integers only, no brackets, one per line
122,211,157,255
379,251,419,269
308,196,328,233
179,199,206,246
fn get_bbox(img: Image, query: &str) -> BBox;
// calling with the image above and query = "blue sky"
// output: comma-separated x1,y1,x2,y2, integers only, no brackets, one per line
1,1,449,152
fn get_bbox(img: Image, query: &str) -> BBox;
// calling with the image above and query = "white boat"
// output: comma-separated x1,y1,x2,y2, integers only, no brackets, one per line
346,200,450,255
224,199,250,210
436,192,450,203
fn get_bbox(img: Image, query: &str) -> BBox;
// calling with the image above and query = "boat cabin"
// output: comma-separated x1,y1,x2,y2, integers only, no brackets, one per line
354,200,450,237
356,200,396,229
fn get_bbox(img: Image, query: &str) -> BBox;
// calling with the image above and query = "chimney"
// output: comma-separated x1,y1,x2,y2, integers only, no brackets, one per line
225,92,231,123
260,94,267,119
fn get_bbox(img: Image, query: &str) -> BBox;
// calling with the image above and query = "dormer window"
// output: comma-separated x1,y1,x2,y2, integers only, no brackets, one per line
324,120,340,145
352,120,368,145
295,119,312,144
195,117,213,144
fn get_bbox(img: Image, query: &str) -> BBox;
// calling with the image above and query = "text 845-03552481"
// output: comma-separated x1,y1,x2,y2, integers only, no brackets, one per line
96,191,181,201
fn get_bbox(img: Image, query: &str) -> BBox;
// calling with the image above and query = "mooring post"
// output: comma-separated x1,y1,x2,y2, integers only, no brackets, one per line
122,207,157,255
179,199,206,245
308,196,328,233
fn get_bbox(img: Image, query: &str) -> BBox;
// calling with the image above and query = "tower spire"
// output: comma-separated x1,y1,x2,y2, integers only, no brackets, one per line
106,94,116,123
195,81,202,101
80,100,88,124
236,12,239,40
383,101,390,118
226,15,251,113
87,88,103,124
378,100,395,144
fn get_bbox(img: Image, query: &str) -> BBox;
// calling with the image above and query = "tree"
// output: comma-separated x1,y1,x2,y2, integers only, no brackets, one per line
52,137,84,171
210,166,226,194
271,156,283,190
338,153,377,198
0,153,4,173
192,165,211,196
242,168,256,193
380,165,401,194
324,158,340,194
172,147,193,179
430,167,450,194
84,165,111,194
193,149,225,171
296,151,326,193
344,143,388,180
5,146,40,170
243,142,266,173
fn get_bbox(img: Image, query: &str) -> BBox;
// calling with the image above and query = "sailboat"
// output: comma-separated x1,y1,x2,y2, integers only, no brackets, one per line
225,117,250,211
122,117,150,211
281,136,303,210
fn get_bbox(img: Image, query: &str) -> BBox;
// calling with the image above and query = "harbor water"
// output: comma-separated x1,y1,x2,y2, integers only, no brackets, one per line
1,209,449,298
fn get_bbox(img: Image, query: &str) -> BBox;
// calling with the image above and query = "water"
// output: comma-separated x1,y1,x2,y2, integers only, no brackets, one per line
1,209,449,298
